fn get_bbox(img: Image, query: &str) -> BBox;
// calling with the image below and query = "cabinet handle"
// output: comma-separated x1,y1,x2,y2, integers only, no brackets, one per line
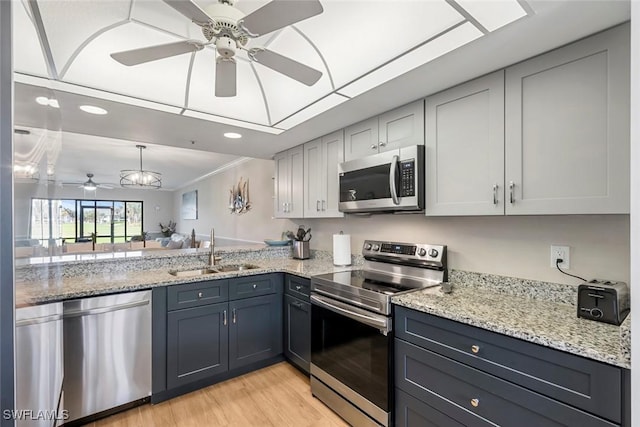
252,284,257,289
197,292,203,298
232,308,237,324
223,310,227,326
292,301,304,309
282,202,287,212
370,144,377,150
316,200,320,211
322,200,326,211
295,285,302,291
492,184,498,205
509,181,515,204
470,398,479,408
471,345,480,354
378,141,386,147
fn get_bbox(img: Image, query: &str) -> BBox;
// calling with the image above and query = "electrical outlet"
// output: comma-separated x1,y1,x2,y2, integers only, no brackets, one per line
550,245,570,269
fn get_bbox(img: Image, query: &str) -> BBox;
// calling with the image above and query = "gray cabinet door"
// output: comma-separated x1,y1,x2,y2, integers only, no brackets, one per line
378,100,424,153
284,294,310,374
166,302,228,389
288,146,304,218
228,294,283,370
425,71,504,216
505,24,630,214
273,150,289,218
344,117,379,161
303,138,323,217
320,130,345,217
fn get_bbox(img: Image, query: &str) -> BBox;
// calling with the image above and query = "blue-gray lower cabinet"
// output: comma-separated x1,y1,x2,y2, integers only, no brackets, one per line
166,302,228,390
283,275,311,374
284,294,310,373
154,274,284,401
394,306,629,427
229,293,283,370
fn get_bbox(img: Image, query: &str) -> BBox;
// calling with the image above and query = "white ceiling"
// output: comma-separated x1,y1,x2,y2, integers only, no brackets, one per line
12,0,631,190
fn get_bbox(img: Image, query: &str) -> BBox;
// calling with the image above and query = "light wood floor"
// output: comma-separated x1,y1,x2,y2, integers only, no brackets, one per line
84,362,349,427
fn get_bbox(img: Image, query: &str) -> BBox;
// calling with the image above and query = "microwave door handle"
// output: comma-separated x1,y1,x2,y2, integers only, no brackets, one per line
389,155,400,205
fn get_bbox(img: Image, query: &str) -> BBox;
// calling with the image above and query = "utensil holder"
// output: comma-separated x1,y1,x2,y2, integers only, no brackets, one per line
292,241,310,260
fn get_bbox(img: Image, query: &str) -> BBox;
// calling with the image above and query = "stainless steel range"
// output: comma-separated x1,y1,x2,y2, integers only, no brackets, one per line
310,240,447,427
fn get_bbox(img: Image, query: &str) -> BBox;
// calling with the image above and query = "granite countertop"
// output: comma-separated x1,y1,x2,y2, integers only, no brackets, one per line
15,256,355,307
392,276,631,369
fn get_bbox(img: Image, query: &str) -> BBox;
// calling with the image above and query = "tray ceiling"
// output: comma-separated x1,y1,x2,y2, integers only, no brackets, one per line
14,0,529,134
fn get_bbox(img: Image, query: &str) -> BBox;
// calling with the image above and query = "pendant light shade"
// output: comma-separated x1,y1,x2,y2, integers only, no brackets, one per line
120,145,162,189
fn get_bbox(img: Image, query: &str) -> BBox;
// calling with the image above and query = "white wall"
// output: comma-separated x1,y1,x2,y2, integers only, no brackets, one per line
14,182,175,238
172,159,290,242
177,158,630,285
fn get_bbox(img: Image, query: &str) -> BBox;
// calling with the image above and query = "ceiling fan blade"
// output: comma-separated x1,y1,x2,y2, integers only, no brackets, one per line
162,0,212,24
250,49,322,86
111,40,204,66
216,58,237,97
239,0,323,37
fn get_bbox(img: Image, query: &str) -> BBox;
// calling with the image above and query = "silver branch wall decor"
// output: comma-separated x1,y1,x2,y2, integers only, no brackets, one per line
229,177,251,214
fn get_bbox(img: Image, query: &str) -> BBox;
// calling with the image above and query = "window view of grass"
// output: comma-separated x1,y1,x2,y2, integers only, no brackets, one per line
31,198,143,247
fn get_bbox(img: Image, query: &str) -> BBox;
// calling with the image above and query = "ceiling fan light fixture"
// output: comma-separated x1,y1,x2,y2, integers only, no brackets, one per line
120,145,162,189
35,96,59,108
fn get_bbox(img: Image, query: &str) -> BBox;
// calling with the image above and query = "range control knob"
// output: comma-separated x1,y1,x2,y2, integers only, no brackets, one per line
418,248,427,257
590,308,603,319
372,244,380,251
364,243,372,250
428,248,439,258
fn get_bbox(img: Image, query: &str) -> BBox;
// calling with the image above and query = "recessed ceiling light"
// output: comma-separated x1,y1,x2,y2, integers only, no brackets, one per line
35,96,59,108
224,132,242,139
79,105,108,115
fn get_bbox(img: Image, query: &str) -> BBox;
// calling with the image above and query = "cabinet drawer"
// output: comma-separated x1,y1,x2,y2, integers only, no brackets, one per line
395,339,617,427
285,275,310,300
167,280,228,311
396,388,482,427
229,274,281,300
395,307,622,423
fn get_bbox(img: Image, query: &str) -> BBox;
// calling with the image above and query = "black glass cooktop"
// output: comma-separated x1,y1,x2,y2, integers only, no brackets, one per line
313,270,429,295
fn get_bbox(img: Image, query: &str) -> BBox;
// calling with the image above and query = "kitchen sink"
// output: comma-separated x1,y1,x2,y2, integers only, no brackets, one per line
168,264,260,277
213,264,260,272
168,268,219,277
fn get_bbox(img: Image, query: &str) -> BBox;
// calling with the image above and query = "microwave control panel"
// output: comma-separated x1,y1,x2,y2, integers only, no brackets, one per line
399,160,415,197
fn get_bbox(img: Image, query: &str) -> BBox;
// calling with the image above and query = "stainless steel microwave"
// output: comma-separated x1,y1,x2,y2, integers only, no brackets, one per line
338,145,424,213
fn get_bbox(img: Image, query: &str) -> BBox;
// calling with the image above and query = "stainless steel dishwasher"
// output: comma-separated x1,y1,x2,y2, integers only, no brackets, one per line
16,302,64,427
63,290,151,424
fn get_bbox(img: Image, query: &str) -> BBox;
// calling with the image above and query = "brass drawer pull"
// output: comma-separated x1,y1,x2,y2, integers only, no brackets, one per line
295,285,302,290
471,345,480,354
197,292,203,298
252,284,257,289
470,398,479,408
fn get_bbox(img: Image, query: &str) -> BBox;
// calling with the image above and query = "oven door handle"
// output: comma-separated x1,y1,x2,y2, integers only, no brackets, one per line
311,294,391,334
389,155,400,205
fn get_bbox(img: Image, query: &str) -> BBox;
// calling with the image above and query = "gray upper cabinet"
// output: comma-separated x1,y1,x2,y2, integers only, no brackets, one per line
505,24,630,215
274,146,304,218
303,130,345,218
344,100,424,161
425,71,505,216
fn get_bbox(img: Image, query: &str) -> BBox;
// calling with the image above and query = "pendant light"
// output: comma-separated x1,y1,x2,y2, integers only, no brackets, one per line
120,145,162,189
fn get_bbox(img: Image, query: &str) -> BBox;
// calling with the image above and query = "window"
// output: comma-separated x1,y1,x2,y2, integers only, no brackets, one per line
30,198,143,246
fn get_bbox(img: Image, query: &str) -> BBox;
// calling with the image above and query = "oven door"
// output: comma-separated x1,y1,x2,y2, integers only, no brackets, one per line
310,293,391,426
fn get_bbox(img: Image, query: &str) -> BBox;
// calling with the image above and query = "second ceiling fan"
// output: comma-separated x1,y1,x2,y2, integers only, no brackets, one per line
111,0,324,97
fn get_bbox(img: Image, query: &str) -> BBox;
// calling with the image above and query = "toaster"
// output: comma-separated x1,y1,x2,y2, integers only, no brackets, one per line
577,280,630,325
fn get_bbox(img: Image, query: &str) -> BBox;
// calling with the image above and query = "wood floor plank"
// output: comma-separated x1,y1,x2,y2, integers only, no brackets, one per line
85,362,347,427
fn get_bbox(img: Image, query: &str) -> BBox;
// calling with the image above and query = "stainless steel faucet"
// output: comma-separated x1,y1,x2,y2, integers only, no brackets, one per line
209,228,217,266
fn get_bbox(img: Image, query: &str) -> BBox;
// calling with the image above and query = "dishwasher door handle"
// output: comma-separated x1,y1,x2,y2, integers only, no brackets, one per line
63,299,150,318
16,314,63,327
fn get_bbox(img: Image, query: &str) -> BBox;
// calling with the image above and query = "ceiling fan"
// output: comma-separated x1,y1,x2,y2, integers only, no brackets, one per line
110,0,324,97
62,174,113,191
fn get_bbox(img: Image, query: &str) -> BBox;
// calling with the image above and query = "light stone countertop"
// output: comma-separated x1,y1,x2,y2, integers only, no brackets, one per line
392,280,631,369
15,255,356,307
